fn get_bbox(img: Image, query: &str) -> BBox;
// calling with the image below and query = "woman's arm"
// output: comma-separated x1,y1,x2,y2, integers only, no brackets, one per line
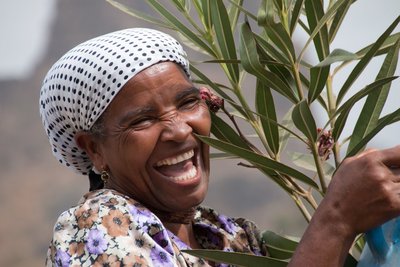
289,146,400,266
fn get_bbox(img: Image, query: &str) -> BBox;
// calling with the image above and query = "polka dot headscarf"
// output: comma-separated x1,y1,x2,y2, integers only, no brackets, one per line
39,28,190,175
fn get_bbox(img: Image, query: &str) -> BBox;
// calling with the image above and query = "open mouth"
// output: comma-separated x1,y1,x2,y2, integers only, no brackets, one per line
155,149,198,181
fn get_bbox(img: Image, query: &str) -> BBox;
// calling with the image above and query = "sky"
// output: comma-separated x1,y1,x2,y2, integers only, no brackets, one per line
0,0,56,80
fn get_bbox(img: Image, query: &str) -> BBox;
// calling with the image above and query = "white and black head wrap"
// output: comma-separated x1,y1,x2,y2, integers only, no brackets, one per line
39,28,190,175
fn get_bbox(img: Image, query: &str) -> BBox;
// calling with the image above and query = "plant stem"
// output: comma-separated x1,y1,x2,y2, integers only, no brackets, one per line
311,143,328,193
325,74,341,166
291,193,312,223
292,63,304,100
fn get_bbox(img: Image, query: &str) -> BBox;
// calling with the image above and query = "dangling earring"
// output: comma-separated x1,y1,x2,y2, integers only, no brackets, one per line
101,170,110,186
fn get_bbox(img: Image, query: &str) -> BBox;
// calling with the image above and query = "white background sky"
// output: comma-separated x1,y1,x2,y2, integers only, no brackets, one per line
0,0,399,146
0,0,56,80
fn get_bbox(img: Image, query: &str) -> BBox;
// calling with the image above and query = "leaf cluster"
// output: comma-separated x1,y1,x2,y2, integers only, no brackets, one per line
107,0,400,264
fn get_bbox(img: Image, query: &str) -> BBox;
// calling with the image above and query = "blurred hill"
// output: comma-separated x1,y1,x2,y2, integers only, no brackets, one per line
0,1,304,266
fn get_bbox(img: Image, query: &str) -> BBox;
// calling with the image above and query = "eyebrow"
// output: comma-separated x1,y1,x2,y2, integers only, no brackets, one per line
175,86,199,102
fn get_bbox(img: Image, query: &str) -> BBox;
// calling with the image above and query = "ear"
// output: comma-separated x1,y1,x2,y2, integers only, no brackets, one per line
75,131,106,171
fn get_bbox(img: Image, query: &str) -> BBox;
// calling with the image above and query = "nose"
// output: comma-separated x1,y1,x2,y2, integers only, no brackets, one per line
160,113,192,142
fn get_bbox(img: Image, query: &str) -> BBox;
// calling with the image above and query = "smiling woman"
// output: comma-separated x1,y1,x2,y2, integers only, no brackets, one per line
40,27,400,267
40,28,267,266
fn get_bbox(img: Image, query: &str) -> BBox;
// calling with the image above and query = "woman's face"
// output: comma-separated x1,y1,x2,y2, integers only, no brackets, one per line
95,62,211,212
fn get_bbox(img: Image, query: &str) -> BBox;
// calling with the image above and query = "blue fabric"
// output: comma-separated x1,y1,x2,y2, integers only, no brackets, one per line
358,218,400,266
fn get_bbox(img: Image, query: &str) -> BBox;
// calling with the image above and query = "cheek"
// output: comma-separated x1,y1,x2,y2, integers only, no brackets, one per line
110,130,160,170
192,105,211,134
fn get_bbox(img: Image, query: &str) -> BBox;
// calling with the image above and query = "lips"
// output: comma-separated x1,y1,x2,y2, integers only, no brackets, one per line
154,149,198,181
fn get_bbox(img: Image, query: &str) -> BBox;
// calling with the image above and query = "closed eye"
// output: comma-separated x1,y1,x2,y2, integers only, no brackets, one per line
179,96,201,110
128,116,156,130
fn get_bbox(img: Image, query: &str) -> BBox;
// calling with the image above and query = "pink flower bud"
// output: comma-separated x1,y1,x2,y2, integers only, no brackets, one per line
316,128,334,159
199,87,224,113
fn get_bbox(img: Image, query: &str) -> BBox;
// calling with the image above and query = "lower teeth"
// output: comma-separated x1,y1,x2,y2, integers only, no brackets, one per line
169,165,197,181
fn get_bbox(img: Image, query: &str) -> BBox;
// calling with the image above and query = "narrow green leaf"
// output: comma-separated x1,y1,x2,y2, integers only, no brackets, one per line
356,33,400,59
304,0,330,60
332,77,398,140
199,0,212,30
265,22,296,62
346,107,400,158
347,38,400,154
266,244,294,260
335,77,398,117
257,0,275,26
298,0,348,61
171,0,186,12
240,21,299,103
255,33,291,65
106,0,172,28
290,152,335,178
289,0,305,35
315,49,359,67
228,0,243,32
337,16,400,104
182,249,288,267
256,79,280,154
198,136,318,188
262,230,299,251
332,109,349,141
308,66,330,103
279,105,295,154
328,0,353,43
210,113,250,150
210,0,239,83
292,100,317,142
146,0,216,57
210,152,237,159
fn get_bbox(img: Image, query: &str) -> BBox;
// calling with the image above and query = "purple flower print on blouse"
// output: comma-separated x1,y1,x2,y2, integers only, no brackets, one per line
55,249,70,267
128,204,161,232
152,230,174,254
86,229,108,255
150,246,174,267
218,214,237,235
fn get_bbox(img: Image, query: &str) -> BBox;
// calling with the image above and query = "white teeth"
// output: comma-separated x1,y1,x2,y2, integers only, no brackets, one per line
169,165,197,181
156,150,194,167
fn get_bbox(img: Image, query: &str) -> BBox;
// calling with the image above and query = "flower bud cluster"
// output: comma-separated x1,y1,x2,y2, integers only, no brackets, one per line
199,87,224,113
317,128,334,159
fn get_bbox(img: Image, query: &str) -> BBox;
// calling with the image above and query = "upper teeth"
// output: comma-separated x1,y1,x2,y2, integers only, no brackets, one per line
156,150,194,167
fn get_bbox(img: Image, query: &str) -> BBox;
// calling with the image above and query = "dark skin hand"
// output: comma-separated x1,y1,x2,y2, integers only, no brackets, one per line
290,146,400,266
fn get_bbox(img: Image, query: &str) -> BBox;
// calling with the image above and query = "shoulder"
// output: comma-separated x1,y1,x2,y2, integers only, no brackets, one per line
47,189,178,266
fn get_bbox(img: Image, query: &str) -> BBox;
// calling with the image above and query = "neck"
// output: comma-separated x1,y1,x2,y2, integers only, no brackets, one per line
153,207,196,224
163,221,202,249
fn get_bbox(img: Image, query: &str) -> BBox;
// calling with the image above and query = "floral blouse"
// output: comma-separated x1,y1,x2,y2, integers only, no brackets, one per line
46,189,268,266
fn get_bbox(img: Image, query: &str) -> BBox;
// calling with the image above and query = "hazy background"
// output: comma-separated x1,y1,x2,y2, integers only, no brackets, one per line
0,1,399,266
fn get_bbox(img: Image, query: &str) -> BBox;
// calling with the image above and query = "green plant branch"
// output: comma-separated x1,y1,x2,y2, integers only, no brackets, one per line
310,143,328,193
291,194,312,223
325,73,341,167
292,63,305,100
